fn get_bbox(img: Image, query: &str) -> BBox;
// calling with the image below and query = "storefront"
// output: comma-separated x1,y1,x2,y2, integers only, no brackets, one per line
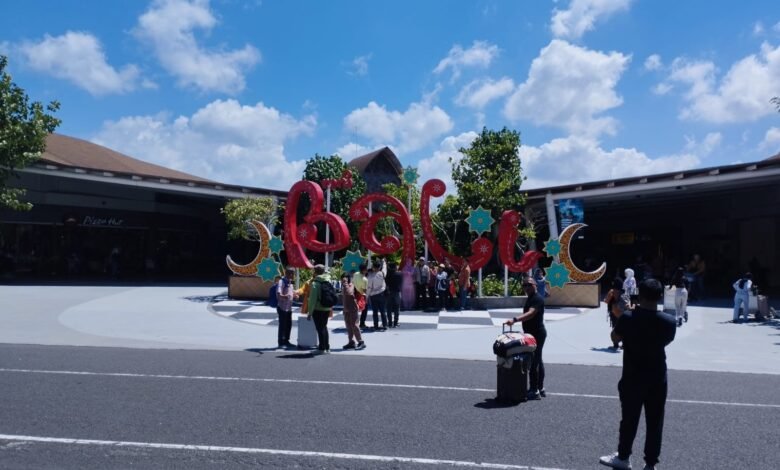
526,156,780,296
0,134,283,282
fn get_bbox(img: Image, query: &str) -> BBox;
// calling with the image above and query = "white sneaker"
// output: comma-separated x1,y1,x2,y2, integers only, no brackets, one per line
599,452,631,469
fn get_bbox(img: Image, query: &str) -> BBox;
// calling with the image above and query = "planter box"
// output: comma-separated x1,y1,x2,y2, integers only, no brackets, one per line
228,275,273,300
471,282,601,309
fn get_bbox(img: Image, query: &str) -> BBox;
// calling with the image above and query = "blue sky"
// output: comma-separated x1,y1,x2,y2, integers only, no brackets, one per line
2,0,780,192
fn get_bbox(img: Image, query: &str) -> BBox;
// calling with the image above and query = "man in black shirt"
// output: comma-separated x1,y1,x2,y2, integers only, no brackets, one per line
504,277,546,400
600,278,676,470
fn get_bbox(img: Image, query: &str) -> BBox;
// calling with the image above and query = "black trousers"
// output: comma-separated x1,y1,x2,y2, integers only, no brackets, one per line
529,328,546,391
617,378,667,467
386,291,401,325
312,310,330,351
415,282,428,309
276,308,292,345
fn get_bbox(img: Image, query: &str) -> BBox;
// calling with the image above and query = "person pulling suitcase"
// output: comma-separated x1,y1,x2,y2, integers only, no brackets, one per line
504,277,547,400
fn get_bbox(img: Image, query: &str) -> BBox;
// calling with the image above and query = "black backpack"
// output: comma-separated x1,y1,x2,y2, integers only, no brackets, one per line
318,280,339,308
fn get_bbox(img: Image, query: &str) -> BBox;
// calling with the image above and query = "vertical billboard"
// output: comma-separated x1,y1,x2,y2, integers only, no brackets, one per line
557,198,584,231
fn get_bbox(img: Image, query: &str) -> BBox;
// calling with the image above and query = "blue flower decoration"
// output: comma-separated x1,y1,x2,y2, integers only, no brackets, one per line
544,238,562,258
465,206,495,236
402,166,419,186
256,257,282,282
340,250,367,273
268,236,284,255
546,262,570,289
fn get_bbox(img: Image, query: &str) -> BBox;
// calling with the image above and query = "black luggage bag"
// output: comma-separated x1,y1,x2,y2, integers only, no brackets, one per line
496,352,533,404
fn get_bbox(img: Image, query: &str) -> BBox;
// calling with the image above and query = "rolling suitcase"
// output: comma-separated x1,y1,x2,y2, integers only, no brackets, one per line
296,314,318,349
496,353,532,404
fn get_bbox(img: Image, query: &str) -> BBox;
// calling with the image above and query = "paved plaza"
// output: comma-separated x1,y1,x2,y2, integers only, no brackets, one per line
1,284,779,469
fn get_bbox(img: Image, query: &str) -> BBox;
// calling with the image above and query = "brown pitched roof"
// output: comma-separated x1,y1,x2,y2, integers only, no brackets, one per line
348,146,403,174
41,133,214,183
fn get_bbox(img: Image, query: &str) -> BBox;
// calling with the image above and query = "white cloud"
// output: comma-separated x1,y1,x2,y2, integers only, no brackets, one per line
92,99,315,190
653,82,673,95
683,132,722,156
504,39,630,137
335,142,373,160
659,43,780,123
759,127,780,153
774,21,780,33
433,40,499,80
753,22,765,36
550,0,632,40
134,0,260,94
455,77,515,109
644,53,662,71
17,31,140,95
347,54,372,77
417,132,479,196
344,101,454,153
519,135,700,189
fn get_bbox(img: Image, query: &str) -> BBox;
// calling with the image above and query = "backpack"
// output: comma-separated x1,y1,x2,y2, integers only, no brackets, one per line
267,282,278,308
318,280,339,308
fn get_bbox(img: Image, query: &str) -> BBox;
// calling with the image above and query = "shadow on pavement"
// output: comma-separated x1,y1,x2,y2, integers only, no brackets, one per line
474,398,523,409
183,295,220,303
277,352,316,359
590,346,621,354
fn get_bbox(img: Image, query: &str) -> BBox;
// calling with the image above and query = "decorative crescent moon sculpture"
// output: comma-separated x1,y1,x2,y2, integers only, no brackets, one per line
558,223,606,282
226,220,271,276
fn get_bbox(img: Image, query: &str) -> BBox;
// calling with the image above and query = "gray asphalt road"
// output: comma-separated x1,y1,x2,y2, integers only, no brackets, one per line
1,345,778,469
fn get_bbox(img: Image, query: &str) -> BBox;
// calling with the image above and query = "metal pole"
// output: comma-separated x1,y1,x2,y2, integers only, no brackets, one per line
545,192,559,240
478,268,482,298
504,265,509,297
325,186,331,267
367,203,372,265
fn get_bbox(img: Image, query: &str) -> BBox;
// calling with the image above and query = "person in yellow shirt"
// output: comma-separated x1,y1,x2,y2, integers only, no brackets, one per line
352,263,369,329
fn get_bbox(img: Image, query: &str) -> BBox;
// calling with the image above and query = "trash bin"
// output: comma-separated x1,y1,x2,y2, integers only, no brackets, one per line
493,325,536,404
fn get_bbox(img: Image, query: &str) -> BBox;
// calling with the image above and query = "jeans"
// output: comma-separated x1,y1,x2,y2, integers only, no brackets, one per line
312,309,330,351
370,293,388,328
386,291,401,326
459,287,468,310
733,294,749,321
674,288,688,323
617,378,667,467
276,308,292,345
529,328,546,392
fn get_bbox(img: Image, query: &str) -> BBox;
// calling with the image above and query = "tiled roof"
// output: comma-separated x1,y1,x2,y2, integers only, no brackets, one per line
348,146,403,174
41,133,214,183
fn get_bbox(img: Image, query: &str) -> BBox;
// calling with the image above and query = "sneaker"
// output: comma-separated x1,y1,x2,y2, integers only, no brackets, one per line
539,388,546,398
343,342,356,350
642,465,655,470
283,342,297,349
599,452,631,469
359,323,367,329
324,349,330,354
356,341,366,350
527,390,541,400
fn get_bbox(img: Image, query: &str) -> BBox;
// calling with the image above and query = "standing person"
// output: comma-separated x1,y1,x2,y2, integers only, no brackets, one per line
340,273,365,350
457,263,471,311
307,264,333,354
732,272,753,323
276,269,295,349
533,268,547,299
435,264,449,312
623,268,638,304
413,257,430,310
366,258,388,330
599,278,676,470
401,259,416,311
428,262,439,311
353,263,369,328
386,261,403,328
603,278,631,349
503,277,546,400
668,267,689,327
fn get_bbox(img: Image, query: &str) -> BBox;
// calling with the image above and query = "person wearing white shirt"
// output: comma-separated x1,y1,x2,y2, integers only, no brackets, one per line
732,272,753,323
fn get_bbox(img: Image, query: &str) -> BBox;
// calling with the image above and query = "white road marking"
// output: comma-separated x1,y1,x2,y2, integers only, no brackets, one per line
1,368,778,409
0,433,566,469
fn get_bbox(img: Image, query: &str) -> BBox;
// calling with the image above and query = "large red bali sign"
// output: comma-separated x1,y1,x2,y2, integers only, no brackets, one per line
282,178,541,271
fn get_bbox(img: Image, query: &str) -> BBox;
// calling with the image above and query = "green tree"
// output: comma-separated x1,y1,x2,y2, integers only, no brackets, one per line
431,194,470,256
1,55,61,210
221,196,277,241
301,154,367,248
773,96,780,112
451,127,534,240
